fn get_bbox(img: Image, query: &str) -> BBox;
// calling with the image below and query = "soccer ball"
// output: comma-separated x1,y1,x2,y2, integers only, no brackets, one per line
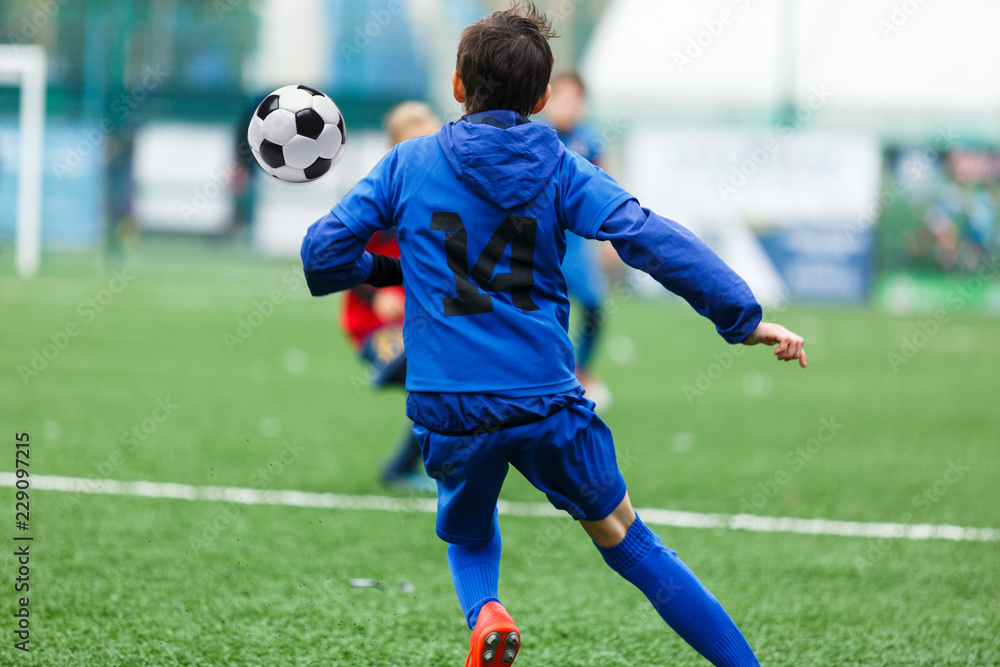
248,85,347,183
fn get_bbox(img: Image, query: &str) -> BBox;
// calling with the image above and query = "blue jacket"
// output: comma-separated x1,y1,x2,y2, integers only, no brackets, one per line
301,111,761,430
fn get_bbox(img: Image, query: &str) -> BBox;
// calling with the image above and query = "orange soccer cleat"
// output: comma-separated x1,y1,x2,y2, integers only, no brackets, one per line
464,602,521,666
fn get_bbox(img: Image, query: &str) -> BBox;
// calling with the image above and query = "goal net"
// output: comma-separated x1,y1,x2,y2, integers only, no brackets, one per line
0,45,46,279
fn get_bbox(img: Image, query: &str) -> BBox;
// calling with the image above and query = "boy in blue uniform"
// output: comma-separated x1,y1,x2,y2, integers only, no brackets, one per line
301,4,806,665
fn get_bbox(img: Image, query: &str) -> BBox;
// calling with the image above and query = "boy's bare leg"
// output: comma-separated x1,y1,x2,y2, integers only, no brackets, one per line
580,493,636,547
581,495,759,666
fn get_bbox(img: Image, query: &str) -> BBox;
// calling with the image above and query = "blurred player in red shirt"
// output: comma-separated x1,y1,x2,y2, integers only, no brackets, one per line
340,102,441,493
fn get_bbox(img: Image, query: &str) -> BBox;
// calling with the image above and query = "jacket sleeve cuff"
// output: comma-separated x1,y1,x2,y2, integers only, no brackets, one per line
366,254,403,287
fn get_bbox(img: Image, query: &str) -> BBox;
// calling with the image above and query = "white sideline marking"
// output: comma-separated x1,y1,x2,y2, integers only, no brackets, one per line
2,473,998,543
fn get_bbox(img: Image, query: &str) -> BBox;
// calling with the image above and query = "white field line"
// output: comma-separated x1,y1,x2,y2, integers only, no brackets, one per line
2,473,998,543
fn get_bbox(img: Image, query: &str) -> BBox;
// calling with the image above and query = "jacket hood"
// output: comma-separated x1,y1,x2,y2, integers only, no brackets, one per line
437,111,564,210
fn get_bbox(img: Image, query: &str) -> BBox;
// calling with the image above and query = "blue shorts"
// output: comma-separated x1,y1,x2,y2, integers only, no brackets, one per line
413,398,627,546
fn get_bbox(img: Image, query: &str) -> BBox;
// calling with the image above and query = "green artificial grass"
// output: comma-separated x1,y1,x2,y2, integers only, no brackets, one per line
1,245,997,665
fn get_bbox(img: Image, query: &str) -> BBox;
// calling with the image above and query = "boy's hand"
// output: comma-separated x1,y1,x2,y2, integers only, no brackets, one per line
742,321,807,368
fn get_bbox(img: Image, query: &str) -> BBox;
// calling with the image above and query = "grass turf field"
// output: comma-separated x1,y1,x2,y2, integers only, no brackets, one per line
1,244,998,666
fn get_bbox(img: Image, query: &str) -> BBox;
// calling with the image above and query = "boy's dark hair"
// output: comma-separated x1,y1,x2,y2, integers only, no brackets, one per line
456,1,556,117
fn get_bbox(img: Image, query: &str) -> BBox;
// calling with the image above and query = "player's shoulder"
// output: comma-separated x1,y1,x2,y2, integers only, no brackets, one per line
385,133,446,178
558,143,602,178
392,133,442,158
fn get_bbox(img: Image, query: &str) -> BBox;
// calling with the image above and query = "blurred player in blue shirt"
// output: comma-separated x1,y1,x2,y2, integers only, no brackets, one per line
301,4,805,665
544,71,613,408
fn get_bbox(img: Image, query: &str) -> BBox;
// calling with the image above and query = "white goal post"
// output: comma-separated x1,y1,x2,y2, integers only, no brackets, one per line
0,45,46,279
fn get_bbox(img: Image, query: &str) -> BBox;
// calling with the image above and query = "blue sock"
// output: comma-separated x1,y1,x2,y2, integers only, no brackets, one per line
597,515,759,667
447,511,501,629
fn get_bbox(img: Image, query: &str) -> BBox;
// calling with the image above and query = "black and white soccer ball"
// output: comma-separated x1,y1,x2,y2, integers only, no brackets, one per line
248,85,347,183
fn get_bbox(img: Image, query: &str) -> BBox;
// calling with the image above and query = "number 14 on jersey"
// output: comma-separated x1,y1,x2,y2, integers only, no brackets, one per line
431,212,539,317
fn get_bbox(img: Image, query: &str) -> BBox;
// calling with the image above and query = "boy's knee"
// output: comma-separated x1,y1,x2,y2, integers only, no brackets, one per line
580,494,636,548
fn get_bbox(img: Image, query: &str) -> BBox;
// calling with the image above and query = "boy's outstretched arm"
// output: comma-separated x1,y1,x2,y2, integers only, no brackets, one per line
300,211,401,296
300,147,401,297
596,199,806,367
